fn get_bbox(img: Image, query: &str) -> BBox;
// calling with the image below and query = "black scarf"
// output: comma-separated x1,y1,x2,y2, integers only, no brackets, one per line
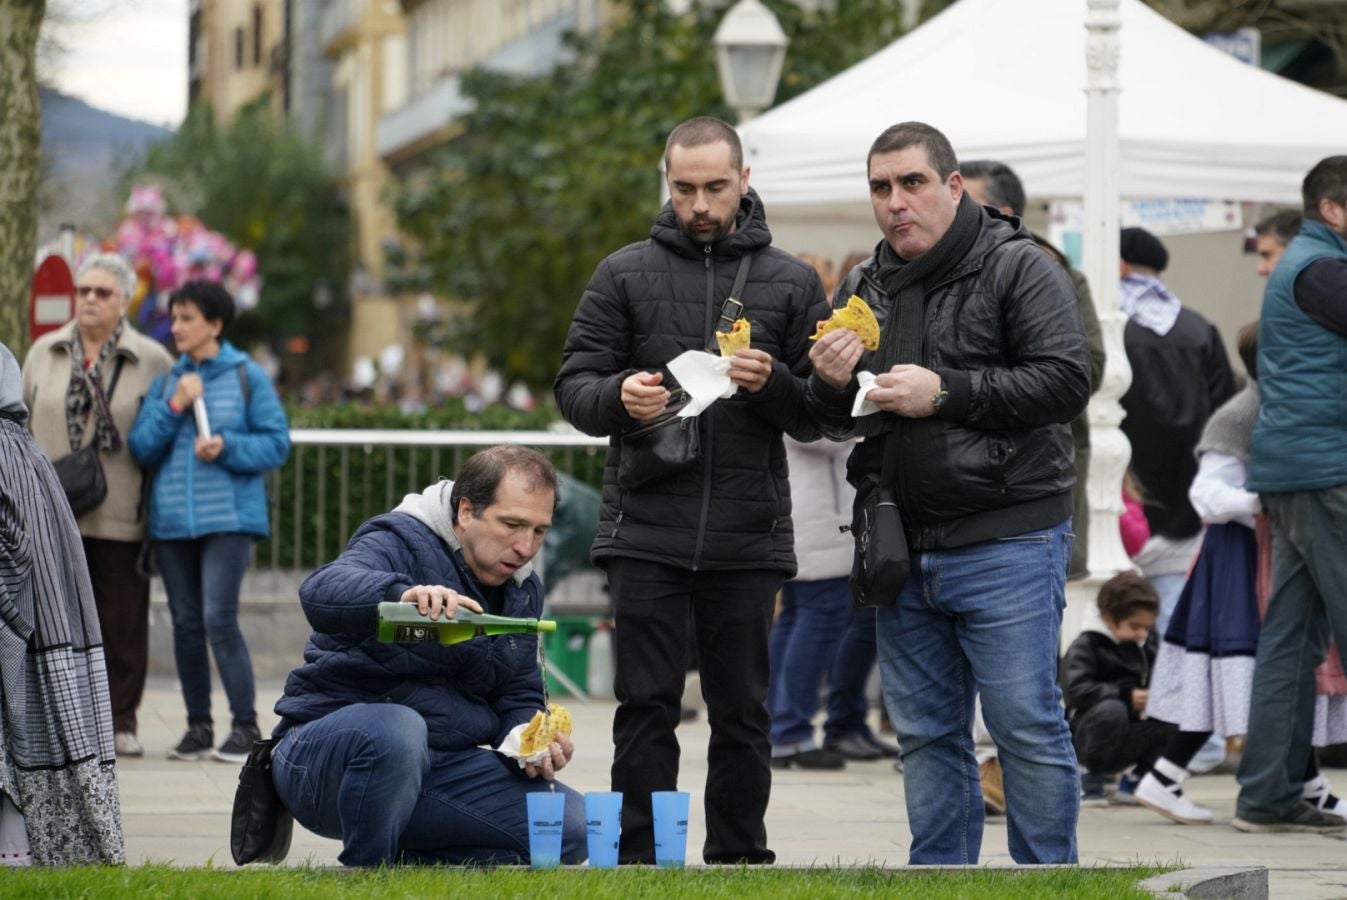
857,193,982,438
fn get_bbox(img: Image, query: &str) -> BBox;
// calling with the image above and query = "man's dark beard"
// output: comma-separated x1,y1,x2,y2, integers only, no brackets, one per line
679,215,732,243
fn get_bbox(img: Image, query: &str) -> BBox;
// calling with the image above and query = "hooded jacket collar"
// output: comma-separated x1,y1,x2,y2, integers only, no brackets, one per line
393,480,535,586
650,187,774,261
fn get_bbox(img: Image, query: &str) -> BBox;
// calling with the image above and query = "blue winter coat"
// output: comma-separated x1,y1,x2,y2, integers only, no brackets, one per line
128,340,290,540
273,490,547,751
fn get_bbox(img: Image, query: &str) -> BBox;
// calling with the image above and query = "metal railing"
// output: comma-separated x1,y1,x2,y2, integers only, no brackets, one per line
254,428,608,597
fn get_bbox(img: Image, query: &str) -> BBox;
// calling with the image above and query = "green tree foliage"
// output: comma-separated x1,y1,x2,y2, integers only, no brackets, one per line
390,0,910,390
0,0,46,357
125,101,350,374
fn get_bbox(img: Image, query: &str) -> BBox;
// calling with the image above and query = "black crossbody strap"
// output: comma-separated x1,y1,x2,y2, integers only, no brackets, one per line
730,251,752,301
706,251,755,353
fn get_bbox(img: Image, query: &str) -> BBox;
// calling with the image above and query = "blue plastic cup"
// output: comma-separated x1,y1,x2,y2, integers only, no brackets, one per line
526,790,566,869
651,790,690,868
584,791,623,868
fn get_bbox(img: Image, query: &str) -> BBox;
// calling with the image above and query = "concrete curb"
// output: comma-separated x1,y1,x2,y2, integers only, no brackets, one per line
1137,866,1268,899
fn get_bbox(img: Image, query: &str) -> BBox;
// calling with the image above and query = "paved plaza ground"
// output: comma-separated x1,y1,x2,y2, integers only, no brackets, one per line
118,676,1347,897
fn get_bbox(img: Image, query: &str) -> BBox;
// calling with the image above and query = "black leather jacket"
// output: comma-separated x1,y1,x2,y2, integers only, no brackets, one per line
805,208,1091,550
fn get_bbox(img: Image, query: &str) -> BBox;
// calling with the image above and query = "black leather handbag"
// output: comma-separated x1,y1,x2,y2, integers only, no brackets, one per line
53,358,124,518
849,463,909,609
53,443,108,517
618,391,699,490
229,738,293,865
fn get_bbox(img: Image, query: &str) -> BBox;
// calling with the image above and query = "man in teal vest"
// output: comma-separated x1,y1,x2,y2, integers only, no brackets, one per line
1234,156,1347,835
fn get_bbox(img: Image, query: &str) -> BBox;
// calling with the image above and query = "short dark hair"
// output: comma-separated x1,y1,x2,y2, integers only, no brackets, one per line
665,116,743,171
960,160,1026,217
867,122,958,181
1302,156,1347,223
1253,209,1302,246
1096,571,1159,623
1237,321,1259,381
168,279,236,330
450,445,559,525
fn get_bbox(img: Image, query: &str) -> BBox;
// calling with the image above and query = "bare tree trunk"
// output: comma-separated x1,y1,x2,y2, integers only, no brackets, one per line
0,0,47,358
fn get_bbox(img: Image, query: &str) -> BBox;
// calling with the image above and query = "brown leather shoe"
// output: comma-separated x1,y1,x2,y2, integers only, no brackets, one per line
980,758,1006,815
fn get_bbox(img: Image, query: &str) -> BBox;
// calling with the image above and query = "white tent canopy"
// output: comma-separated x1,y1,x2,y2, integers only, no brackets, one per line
739,0,1347,206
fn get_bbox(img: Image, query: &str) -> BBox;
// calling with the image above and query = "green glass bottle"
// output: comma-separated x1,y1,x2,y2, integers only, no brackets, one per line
376,602,557,646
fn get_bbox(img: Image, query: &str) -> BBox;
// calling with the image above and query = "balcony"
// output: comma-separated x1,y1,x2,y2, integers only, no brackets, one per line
319,0,364,54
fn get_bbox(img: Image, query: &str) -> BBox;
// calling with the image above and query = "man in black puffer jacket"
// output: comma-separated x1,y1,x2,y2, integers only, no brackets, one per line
806,122,1090,866
555,116,828,866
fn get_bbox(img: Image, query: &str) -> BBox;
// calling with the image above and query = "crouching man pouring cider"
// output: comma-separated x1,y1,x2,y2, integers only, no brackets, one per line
269,445,586,866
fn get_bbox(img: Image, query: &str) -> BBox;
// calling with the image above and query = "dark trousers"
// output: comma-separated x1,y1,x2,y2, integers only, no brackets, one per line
605,558,778,865
1071,699,1175,776
82,537,149,734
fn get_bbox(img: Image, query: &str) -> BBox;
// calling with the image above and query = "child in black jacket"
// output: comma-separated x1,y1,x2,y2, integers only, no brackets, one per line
1062,571,1177,805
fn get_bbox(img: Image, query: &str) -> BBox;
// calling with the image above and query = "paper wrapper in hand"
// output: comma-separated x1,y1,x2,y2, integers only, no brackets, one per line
666,350,736,418
498,704,573,767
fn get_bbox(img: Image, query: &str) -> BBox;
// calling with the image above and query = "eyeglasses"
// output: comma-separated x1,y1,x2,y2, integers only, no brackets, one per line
76,285,118,300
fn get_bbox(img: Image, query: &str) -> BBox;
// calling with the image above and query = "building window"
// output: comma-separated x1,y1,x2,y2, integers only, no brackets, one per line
234,26,244,70
253,4,263,66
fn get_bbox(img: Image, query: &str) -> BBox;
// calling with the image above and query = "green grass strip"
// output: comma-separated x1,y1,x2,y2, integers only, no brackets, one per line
0,862,1173,899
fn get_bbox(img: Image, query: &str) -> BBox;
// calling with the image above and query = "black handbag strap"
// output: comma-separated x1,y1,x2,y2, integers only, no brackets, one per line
730,251,752,302
705,252,755,352
878,285,926,485
83,356,125,453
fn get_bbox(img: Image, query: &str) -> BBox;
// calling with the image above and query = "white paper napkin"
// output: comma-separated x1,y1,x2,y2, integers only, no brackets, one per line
667,349,736,418
497,721,550,768
852,370,881,417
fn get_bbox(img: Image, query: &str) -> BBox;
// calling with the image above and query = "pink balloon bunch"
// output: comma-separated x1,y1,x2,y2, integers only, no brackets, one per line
114,183,263,315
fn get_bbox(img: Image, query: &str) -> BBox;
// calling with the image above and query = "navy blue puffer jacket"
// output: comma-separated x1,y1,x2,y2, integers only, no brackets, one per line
273,483,546,750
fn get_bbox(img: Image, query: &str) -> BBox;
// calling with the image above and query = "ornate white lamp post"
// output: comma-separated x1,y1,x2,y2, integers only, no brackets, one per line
712,0,789,123
1068,0,1134,643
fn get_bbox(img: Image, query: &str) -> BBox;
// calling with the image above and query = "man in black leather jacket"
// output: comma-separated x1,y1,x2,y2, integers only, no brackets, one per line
805,122,1090,865
555,116,828,865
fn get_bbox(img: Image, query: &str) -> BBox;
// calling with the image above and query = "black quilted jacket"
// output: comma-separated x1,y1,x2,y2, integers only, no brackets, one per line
554,189,829,576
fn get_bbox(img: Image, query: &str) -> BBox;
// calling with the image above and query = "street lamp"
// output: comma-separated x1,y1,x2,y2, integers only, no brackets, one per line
712,0,789,123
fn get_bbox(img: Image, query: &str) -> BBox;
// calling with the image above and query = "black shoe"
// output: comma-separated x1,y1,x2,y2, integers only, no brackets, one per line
770,748,846,770
824,733,883,761
860,732,901,758
212,722,262,763
1232,803,1347,834
168,722,214,761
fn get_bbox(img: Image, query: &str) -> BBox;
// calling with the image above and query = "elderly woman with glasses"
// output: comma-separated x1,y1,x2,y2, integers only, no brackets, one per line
20,252,174,759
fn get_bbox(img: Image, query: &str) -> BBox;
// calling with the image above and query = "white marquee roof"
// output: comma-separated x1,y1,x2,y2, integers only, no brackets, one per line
739,0,1347,205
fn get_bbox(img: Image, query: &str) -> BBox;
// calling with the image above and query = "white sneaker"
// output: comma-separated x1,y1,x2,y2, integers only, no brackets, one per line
114,731,144,757
1134,772,1213,825
1303,774,1347,822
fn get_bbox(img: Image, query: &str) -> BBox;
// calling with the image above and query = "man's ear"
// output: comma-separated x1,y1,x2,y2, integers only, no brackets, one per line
456,498,473,523
740,166,751,195
1320,197,1347,231
946,170,963,203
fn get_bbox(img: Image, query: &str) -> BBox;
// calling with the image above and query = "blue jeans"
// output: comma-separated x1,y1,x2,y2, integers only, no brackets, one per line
1237,486,1347,820
769,578,881,749
155,533,256,726
272,703,587,866
768,577,850,748
825,605,879,743
877,519,1078,865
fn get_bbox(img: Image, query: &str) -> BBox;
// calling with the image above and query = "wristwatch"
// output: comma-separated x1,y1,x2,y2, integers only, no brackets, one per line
931,387,949,414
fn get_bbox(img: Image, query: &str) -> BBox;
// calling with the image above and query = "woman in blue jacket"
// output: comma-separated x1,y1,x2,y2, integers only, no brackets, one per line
129,280,290,762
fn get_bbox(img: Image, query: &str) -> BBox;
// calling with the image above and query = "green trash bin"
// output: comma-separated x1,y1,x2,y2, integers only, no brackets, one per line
542,616,596,697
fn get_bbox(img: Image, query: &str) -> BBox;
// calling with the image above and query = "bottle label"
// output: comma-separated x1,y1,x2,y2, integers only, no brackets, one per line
393,624,438,644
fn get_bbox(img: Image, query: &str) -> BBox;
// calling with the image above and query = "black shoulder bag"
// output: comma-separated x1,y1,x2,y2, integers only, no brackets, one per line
617,252,753,491
230,737,294,865
53,357,124,518
848,282,926,610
